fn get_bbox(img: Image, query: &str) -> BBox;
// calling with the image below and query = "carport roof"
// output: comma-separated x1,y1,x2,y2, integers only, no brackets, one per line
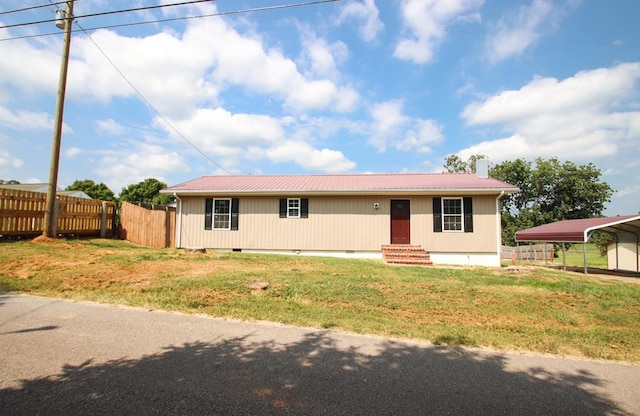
515,215,640,243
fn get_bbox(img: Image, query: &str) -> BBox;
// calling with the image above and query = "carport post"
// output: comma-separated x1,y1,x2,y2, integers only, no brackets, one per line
583,243,588,274
562,242,566,271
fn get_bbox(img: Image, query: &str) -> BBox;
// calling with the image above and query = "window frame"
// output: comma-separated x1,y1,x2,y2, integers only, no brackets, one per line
212,198,232,230
287,198,301,218
442,197,464,232
433,196,473,233
279,198,309,219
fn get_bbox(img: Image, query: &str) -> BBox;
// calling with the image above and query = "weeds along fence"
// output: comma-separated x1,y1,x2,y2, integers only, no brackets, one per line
0,188,116,237
501,244,555,263
119,201,175,248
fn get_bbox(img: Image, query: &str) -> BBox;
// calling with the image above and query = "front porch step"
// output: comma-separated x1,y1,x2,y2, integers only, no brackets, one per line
382,245,433,266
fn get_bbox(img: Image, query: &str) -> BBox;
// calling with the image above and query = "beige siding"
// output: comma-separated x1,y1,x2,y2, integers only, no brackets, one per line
418,195,499,253
178,194,500,253
607,232,640,272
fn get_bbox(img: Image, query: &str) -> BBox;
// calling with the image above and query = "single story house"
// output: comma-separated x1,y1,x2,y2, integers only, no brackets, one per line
161,170,518,267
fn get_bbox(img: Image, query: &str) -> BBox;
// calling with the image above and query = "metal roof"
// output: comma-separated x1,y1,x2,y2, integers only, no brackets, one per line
515,215,640,243
0,183,55,192
161,173,519,196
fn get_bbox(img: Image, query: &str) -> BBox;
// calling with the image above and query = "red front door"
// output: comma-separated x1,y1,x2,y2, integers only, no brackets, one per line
391,199,410,244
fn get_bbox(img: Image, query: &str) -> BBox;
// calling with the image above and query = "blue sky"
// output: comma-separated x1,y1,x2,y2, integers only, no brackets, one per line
0,0,638,215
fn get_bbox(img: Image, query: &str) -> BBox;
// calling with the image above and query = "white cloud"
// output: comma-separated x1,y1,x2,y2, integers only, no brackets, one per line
97,142,190,193
159,108,285,157
159,108,358,173
369,100,444,153
338,0,384,42
0,149,24,177
199,18,359,114
370,100,409,145
286,80,359,114
2,3,358,117
299,33,349,82
0,106,53,130
395,0,484,64
459,62,640,162
485,0,554,63
70,29,220,118
65,147,83,158
463,62,640,122
96,118,126,136
266,141,356,173
396,119,445,153
615,182,640,199
0,37,61,96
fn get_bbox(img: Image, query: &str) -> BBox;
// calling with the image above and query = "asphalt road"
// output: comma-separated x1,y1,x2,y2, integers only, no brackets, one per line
1,293,639,415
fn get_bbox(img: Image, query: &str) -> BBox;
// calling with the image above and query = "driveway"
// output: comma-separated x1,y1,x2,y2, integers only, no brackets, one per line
1,293,639,415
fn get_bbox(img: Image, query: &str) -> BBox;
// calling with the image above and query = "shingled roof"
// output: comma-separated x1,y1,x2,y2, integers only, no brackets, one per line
162,173,518,196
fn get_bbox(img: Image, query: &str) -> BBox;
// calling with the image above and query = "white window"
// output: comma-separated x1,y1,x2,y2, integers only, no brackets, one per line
288,198,300,218
442,198,463,232
213,199,231,230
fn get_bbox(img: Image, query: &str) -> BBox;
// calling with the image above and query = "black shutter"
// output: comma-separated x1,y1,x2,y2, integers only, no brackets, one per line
463,197,473,233
300,198,309,218
279,198,287,218
433,197,442,232
204,198,213,230
231,198,239,230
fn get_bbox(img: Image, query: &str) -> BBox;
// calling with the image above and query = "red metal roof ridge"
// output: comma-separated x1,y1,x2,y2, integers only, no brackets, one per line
161,172,519,194
189,172,481,179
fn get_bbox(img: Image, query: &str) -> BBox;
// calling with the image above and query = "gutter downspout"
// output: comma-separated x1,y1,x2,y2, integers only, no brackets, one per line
174,193,182,249
496,191,505,265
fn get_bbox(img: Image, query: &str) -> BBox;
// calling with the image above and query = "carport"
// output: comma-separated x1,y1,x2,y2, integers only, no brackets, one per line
515,215,640,274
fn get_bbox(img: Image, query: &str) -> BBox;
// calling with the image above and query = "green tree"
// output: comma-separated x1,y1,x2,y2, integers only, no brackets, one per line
119,178,174,205
444,155,615,246
0,179,20,185
66,179,116,201
443,154,487,173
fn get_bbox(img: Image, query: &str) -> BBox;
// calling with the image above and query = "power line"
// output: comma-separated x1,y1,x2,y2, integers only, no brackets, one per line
0,0,215,30
0,1,69,16
0,0,341,42
3,0,341,172
73,20,232,174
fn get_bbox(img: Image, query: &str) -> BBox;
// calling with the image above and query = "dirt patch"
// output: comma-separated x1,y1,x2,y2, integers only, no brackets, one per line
31,236,58,244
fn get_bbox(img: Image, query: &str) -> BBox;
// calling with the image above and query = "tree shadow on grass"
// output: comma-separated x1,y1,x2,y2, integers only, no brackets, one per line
0,331,630,415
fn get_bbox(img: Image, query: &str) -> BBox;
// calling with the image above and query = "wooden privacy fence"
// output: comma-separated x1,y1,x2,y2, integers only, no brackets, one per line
502,244,555,262
120,201,175,248
0,188,116,237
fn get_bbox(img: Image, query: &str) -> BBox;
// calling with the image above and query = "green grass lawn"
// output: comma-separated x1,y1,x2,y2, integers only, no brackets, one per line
560,244,608,268
1,238,639,362
511,243,609,269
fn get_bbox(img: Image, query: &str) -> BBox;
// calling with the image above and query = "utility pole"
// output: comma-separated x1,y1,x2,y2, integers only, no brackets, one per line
43,0,74,238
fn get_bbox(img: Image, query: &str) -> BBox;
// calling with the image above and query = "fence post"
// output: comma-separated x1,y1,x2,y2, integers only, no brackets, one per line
53,198,59,236
165,206,170,248
100,201,107,238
